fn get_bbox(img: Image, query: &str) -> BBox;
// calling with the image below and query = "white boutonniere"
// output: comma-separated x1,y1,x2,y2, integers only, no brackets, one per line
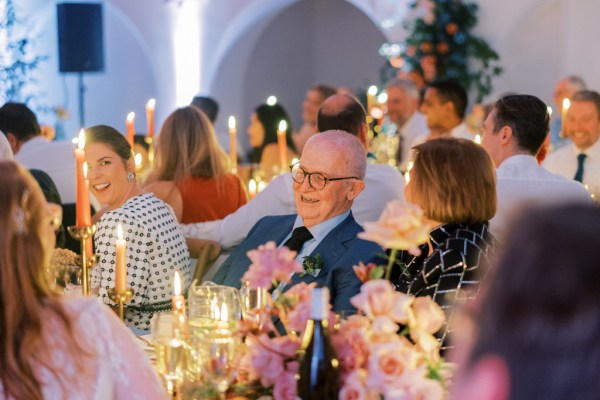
300,254,324,277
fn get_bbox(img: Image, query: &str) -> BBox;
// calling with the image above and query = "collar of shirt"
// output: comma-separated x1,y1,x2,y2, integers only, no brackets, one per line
279,210,351,262
571,136,600,159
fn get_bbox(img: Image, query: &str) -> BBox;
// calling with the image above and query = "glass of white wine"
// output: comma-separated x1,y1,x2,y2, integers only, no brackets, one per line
240,282,271,331
150,312,187,394
196,329,242,399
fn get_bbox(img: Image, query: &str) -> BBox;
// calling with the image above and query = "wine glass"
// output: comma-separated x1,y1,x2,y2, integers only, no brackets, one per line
188,282,241,335
240,283,271,331
150,312,187,393
196,329,242,399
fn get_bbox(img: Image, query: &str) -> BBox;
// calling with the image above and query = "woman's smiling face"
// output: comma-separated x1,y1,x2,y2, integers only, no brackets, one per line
85,142,133,210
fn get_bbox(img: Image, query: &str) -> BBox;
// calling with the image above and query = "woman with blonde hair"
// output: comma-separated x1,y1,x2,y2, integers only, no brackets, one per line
145,106,246,223
0,161,166,399
395,138,497,349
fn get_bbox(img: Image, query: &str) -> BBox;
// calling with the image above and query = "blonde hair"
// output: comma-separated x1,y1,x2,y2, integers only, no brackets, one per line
0,161,87,399
411,138,496,224
154,106,229,183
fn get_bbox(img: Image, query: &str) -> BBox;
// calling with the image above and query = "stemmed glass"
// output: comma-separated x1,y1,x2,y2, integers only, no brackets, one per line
196,329,242,399
150,312,187,395
240,282,271,332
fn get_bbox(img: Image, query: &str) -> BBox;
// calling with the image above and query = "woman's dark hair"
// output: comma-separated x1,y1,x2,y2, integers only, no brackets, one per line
247,103,294,163
85,125,133,163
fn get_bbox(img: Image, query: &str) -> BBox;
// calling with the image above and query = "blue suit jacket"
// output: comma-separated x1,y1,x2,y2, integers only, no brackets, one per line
212,212,382,311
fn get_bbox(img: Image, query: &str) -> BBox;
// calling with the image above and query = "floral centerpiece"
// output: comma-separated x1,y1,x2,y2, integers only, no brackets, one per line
186,202,451,399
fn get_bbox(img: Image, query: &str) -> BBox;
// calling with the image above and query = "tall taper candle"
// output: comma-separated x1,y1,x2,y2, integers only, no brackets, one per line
277,120,288,170
115,224,127,293
228,116,237,171
75,129,91,227
146,99,156,139
126,112,135,148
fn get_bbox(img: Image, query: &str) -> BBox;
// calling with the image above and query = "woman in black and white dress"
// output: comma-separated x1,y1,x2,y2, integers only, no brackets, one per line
86,125,190,330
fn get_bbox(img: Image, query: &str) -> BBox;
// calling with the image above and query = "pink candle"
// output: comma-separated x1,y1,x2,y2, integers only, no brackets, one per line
75,129,91,227
126,112,135,148
146,99,155,139
115,224,127,293
277,120,288,170
228,116,237,171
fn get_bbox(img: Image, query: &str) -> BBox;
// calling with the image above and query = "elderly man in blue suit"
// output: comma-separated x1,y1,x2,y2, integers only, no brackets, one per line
212,130,382,311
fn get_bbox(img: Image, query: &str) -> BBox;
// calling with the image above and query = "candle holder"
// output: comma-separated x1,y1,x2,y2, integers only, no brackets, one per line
67,225,97,296
108,287,134,320
145,136,155,165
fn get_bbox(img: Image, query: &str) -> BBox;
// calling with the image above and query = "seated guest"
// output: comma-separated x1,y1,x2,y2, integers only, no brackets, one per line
86,125,190,330
190,95,219,124
292,84,337,154
548,75,586,150
181,94,405,250
145,106,246,223
452,204,600,400
395,138,497,348
247,102,297,181
481,94,592,242
543,90,600,192
212,130,382,311
0,161,166,399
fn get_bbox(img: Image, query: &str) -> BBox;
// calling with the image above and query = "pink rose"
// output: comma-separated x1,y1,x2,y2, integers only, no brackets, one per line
353,262,379,283
246,335,300,387
339,370,368,400
408,296,445,334
350,280,413,323
273,371,298,400
367,342,417,392
242,242,302,289
333,328,370,374
358,201,432,255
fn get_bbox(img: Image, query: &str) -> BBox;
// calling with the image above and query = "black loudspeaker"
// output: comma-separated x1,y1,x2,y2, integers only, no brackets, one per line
57,3,104,73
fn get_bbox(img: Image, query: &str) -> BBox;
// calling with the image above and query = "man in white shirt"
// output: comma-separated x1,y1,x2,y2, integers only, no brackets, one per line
481,94,592,242
181,94,406,250
543,90,600,197
385,78,428,169
548,75,586,150
420,80,474,141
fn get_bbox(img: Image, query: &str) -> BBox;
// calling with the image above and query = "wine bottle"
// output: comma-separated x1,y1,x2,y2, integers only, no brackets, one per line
297,287,340,399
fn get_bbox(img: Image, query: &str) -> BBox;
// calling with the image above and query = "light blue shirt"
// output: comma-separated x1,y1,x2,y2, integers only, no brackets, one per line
278,210,351,263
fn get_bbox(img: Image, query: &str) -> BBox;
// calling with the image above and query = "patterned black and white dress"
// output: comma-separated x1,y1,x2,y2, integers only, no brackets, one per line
92,193,190,330
393,222,496,350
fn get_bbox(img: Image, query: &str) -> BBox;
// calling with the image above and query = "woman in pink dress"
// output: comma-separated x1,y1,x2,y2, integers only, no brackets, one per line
0,161,166,399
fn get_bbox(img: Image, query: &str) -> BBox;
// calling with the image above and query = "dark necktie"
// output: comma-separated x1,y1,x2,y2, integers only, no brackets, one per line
282,226,313,254
574,153,587,183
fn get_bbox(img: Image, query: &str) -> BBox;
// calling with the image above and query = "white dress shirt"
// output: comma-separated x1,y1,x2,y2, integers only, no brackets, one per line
491,154,593,242
450,122,475,140
397,112,428,167
181,164,406,250
0,131,14,161
542,138,600,189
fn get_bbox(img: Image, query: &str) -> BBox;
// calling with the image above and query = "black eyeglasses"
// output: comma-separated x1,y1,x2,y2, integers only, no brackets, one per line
289,162,359,191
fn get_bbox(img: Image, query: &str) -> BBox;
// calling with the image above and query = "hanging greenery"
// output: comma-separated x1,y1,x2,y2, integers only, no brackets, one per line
380,0,502,102
0,0,47,104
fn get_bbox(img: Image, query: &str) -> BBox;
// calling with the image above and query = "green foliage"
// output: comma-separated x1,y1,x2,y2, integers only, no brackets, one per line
0,0,47,104
381,0,502,102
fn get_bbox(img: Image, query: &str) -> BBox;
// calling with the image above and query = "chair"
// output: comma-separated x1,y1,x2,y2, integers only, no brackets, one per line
186,238,221,282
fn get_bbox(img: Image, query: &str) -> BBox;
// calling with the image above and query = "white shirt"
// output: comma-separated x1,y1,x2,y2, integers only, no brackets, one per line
15,137,100,210
397,112,428,167
450,122,475,140
491,154,593,242
181,164,406,250
0,131,14,161
542,138,600,189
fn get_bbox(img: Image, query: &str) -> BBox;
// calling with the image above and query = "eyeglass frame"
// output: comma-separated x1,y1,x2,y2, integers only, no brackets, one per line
289,162,359,191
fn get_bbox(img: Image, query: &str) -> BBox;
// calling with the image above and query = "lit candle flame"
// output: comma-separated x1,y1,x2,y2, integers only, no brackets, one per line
266,96,277,106
278,120,287,132
146,98,156,110
367,85,378,96
134,153,142,167
377,92,388,104
562,98,570,111
117,224,124,240
248,179,257,194
228,115,236,130
475,134,482,144
173,270,182,296
546,106,552,117
127,112,135,122
258,181,267,192
291,157,299,166
78,129,85,150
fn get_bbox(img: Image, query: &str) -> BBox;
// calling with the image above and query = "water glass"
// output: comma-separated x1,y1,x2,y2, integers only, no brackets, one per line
150,312,187,391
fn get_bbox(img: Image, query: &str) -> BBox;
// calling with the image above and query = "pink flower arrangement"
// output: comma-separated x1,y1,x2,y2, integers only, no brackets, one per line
241,241,302,289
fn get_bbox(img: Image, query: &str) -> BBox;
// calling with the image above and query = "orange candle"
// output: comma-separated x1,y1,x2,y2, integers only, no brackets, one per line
248,178,257,199
146,98,156,139
367,85,377,116
126,112,135,148
277,120,288,170
115,224,127,293
172,270,186,316
228,116,237,171
75,129,91,227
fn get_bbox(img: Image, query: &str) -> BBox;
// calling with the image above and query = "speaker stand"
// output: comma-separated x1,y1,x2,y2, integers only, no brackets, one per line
78,72,86,128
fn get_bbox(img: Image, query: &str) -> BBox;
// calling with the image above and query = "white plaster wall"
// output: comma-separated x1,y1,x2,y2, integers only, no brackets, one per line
12,0,600,151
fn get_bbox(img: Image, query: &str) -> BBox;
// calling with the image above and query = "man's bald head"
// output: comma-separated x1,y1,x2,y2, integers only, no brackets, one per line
317,94,367,137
